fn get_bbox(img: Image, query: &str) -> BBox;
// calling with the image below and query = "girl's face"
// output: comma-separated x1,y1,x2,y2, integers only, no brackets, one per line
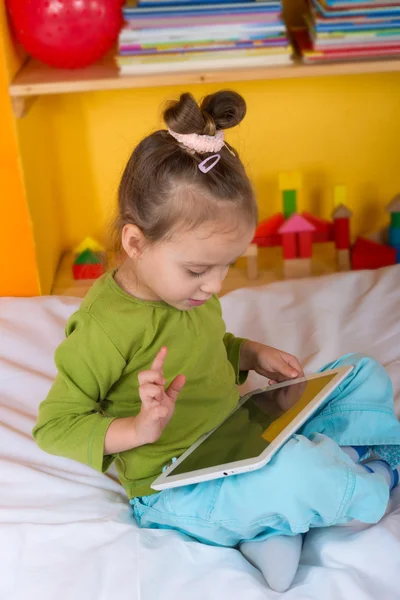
121,219,255,310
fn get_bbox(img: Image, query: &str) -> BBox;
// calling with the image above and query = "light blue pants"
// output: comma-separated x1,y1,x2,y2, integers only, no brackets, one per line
131,355,400,547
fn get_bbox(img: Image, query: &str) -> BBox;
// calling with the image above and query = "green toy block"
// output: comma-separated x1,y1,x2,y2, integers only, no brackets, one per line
390,212,400,228
74,248,102,265
282,189,297,218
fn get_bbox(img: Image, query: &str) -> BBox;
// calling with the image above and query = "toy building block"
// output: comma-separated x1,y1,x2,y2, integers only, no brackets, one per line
73,264,105,280
283,258,312,279
73,237,105,255
351,237,396,271
252,213,284,247
242,244,259,280
336,248,351,271
278,214,315,260
279,171,302,191
279,171,302,219
278,213,316,235
332,204,352,250
281,232,297,259
72,248,105,280
282,190,297,219
333,185,347,208
386,194,400,228
302,212,333,243
389,226,400,247
331,204,352,220
298,231,313,258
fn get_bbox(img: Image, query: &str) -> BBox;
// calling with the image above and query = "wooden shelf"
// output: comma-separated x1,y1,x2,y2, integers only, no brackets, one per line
9,51,400,103
52,244,339,298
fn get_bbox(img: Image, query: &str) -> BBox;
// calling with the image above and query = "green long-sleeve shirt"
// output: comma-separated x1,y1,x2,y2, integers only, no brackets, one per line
33,271,247,497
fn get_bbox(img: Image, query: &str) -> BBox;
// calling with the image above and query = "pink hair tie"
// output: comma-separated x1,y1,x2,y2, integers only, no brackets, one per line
168,128,225,154
168,128,229,173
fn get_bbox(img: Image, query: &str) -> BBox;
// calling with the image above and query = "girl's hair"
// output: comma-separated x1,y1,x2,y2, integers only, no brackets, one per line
116,90,257,245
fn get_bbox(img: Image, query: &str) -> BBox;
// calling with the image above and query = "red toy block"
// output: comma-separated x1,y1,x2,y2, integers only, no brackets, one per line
334,218,351,250
302,212,333,243
298,231,313,258
253,234,282,248
351,237,396,270
254,213,284,237
72,263,105,280
281,232,297,259
253,213,284,247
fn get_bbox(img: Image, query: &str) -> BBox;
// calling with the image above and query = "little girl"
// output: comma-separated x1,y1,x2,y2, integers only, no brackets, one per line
33,90,400,592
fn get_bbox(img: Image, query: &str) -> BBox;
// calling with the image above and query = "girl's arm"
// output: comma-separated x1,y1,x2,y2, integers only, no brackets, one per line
33,311,127,472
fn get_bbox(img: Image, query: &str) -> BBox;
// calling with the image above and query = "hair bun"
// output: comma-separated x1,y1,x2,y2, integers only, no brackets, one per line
201,90,246,131
163,90,246,137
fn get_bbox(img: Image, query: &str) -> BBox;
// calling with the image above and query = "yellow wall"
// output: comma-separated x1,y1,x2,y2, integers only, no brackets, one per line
17,72,400,275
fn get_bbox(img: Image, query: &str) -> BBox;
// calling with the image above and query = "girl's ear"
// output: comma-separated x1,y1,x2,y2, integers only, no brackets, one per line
121,224,146,259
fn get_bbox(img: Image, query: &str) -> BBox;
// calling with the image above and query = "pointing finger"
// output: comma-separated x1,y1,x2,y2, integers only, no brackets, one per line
151,347,168,374
138,370,165,387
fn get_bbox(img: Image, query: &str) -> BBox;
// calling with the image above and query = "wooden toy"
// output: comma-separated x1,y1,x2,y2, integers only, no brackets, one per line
351,237,396,271
73,237,105,254
333,185,347,208
242,244,259,280
278,214,315,278
279,171,302,219
332,204,352,249
72,249,106,280
336,249,351,271
386,195,400,228
72,238,107,281
283,258,312,279
387,195,400,263
302,213,333,243
332,202,352,271
249,179,398,282
253,213,284,247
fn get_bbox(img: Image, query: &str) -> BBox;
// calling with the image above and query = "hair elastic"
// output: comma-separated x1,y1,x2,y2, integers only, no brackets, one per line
168,128,234,172
168,128,225,154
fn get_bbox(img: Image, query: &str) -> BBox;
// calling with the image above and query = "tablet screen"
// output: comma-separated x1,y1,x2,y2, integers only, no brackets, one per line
168,374,336,476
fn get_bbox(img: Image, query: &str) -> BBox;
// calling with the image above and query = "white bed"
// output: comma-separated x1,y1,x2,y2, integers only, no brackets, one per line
1,266,400,600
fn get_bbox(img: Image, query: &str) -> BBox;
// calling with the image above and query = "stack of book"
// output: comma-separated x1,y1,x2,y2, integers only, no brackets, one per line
295,0,400,64
117,0,293,75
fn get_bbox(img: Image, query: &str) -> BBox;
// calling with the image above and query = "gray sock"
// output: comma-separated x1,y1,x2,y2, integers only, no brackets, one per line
240,534,303,592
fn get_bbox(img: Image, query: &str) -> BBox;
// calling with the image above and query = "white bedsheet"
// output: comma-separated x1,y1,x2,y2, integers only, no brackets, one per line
1,266,400,600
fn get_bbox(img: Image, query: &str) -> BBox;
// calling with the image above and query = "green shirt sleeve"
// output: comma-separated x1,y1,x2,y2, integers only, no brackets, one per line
223,332,248,386
32,310,126,473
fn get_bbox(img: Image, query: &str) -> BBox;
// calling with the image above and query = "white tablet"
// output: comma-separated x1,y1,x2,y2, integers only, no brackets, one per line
152,366,353,491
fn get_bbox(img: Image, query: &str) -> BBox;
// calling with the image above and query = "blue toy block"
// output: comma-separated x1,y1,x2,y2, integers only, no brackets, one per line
389,226,400,248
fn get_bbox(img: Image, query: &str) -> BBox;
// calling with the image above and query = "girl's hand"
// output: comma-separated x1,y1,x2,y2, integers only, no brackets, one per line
241,341,303,384
134,347,186,445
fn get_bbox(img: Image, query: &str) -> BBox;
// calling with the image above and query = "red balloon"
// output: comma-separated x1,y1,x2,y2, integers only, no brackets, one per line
7,0,123,69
